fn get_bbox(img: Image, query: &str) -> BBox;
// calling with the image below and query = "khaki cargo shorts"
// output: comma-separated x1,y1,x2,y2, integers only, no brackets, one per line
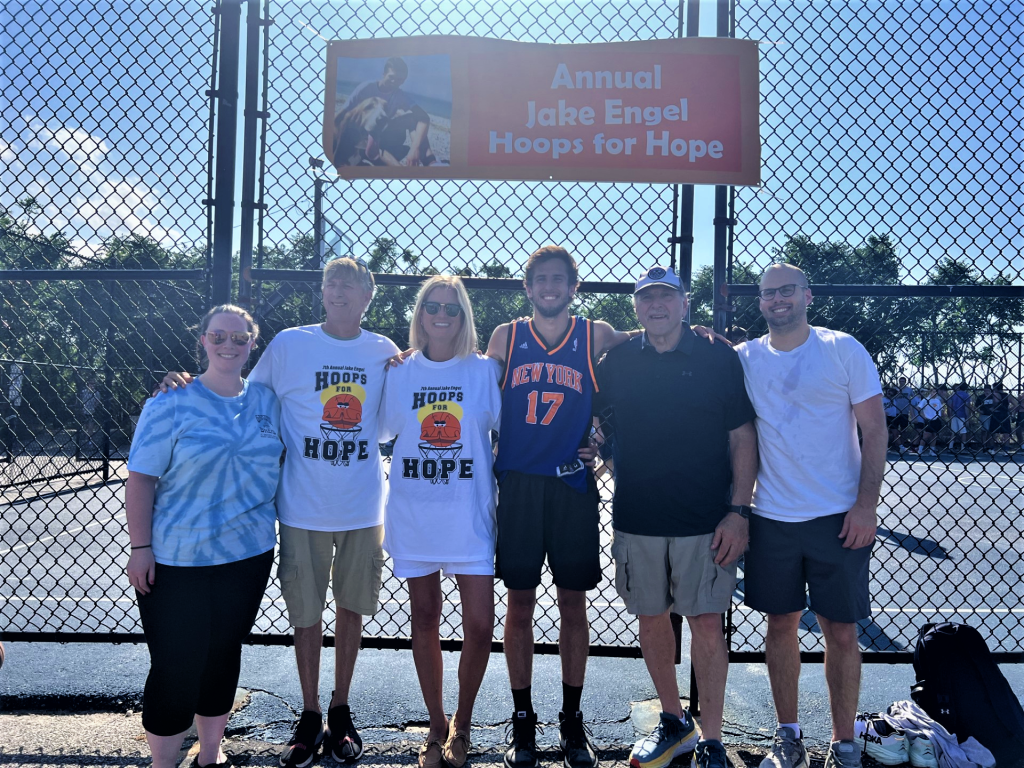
277,523,385,627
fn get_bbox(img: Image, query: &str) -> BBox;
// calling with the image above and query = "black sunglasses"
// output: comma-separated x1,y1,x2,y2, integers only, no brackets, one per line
422,302,463,317
758,284,807,301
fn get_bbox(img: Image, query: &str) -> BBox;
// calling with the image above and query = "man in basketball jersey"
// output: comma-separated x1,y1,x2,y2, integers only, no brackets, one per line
486,245,637,768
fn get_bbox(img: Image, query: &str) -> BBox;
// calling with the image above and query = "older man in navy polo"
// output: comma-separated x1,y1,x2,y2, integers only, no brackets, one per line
596,266,758,768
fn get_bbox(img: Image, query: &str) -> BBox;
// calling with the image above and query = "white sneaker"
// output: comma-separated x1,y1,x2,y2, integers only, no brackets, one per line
908,735,938,768
853,714,908,766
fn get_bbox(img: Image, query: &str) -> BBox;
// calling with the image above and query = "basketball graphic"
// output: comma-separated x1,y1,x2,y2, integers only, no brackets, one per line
318,380,367,465
323,392,362,429
416,399,464,484
420,411,461,447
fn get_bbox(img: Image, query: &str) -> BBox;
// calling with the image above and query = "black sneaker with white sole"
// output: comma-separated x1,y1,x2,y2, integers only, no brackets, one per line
280,710,325,768
325,703,364,763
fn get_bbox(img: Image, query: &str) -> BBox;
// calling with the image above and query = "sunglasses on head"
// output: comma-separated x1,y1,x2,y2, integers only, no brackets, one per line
422,302,463,317
205,330,253,345
757,283,806,301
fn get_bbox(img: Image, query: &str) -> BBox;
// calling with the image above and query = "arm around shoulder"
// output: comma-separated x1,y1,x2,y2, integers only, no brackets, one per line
486,323,511,365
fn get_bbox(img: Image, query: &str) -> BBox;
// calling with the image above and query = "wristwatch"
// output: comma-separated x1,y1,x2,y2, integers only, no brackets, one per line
728,504,752,520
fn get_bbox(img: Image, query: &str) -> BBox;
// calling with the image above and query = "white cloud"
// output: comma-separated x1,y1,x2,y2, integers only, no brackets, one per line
1,117,184,248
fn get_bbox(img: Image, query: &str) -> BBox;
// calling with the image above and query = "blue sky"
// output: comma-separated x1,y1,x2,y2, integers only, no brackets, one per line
1,0,1020,284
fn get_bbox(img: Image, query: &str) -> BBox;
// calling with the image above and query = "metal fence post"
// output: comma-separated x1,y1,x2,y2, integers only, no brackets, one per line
210,0,243,305
238,0,270,309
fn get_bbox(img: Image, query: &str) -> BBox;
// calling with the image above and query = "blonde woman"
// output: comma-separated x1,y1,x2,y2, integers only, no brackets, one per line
127,305,281,768
380,276,500,768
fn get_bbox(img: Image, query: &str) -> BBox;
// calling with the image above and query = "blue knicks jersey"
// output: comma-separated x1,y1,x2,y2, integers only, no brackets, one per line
494,317,598,492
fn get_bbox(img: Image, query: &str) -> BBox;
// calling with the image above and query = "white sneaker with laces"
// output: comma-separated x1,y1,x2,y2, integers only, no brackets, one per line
853,713,908,766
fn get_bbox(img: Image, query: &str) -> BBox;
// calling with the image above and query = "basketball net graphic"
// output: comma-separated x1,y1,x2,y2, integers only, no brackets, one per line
417,400,463,485
319,382,367,466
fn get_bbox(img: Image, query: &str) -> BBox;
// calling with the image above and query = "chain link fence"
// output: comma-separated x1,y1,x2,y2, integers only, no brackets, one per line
2,0,1023,665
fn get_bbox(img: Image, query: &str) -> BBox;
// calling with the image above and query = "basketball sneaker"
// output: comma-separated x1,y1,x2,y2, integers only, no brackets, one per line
280,710,325,768
908,735,939,768
630,711,699,768
853,713,908,766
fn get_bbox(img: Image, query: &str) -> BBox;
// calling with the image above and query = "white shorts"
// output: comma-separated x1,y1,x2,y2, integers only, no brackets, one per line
391,558,494,579
950,416,967,435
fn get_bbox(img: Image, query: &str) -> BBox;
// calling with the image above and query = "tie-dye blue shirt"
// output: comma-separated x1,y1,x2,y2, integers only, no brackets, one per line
128,379,282,566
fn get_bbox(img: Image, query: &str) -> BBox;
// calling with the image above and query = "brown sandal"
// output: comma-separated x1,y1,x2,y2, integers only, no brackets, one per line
442,714,472,768
418,738,444,768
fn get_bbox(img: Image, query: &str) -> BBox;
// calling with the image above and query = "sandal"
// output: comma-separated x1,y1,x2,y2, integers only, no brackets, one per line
418,738,444,768
443,714,472,768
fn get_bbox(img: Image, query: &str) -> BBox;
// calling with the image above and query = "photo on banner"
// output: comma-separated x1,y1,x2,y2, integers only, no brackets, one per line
323,36,761,186
331,54,453,168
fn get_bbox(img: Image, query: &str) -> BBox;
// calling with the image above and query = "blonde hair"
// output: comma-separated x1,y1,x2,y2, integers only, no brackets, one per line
322,257,375,295
196,304,258,367
409,276,477,359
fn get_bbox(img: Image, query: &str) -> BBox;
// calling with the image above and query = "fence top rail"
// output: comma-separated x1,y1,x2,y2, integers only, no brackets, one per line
0,270,207,281
251,269,636,294
727,283,1024,298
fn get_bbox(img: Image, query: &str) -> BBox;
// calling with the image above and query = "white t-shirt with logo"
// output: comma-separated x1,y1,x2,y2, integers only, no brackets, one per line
736,327,883,522
248,325,399,531
918,397,943,421
380,352,501,562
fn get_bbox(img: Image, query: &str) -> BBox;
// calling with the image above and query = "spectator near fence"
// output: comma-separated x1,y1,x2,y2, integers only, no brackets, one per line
915,386,944,457
735,263,886,768
890,377,913,453
976,384,995,451
990,382,1012,455
947,383,972,453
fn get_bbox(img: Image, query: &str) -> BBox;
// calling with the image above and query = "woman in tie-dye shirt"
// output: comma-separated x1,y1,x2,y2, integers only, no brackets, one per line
126,304,282,768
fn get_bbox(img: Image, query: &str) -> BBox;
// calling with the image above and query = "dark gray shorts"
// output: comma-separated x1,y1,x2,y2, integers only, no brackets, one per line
744,512,872,623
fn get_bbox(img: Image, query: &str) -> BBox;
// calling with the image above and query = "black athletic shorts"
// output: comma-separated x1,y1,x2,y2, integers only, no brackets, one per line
495,470,601,592
891,414,909,430
922,418,943,433
744,512,872,623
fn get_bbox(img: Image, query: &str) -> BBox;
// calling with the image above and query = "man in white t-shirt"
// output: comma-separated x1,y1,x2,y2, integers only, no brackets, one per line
160,258,399,767
735,264,886,768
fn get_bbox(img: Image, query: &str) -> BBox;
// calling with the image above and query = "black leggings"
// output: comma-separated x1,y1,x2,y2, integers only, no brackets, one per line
137,549,273,736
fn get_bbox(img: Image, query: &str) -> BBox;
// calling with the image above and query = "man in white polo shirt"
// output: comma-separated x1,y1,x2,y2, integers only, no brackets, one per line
735,263,886,768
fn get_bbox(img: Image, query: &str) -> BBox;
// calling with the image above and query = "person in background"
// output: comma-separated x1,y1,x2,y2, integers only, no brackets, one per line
915,386,944,457
947,383,972,454
990,382,1012,455
890,377,913,453
882,387,899,451
976,383,995,453
127,305,281,768
380,276,501,768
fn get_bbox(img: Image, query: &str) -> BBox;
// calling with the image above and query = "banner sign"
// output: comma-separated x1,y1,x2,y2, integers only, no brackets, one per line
324,36,760,186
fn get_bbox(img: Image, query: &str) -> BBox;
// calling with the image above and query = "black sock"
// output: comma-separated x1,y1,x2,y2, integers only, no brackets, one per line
512,686,533,715
562,682,583,715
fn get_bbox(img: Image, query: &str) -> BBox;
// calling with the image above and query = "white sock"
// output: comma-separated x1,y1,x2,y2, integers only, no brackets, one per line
779,722,801,738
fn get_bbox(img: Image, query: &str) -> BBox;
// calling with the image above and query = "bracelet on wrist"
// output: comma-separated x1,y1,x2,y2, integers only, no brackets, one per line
131,544,152,550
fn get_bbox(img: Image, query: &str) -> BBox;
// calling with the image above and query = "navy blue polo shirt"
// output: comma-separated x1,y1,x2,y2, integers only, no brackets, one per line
596,325,756,537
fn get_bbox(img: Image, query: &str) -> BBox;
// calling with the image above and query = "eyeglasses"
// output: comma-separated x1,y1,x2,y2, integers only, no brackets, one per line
422,302,463,317
757,284,807,301
205,330,253,345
